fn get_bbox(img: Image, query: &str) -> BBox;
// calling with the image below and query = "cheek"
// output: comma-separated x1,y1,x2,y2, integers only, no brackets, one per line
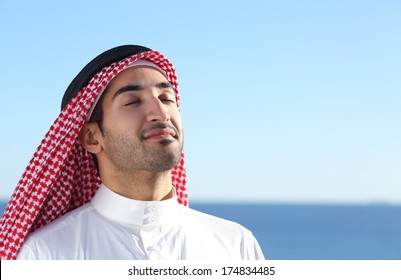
172,111,183,131
103,109,143,132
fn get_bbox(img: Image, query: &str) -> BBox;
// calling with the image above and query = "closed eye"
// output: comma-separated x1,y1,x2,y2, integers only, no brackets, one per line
124,99,141,106
161,98,176,104
159,92,176,104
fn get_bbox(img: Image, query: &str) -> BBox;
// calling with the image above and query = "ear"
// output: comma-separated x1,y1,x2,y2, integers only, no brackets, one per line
78,123,103,154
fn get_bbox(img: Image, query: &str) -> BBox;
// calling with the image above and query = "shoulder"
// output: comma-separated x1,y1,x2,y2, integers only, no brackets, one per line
180,205,256,241
16,203,95,259
179,205,265,259
28,203,94,239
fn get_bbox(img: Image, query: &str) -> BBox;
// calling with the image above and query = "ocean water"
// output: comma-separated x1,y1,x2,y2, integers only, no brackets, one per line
1,201,400,260
191,203,401,260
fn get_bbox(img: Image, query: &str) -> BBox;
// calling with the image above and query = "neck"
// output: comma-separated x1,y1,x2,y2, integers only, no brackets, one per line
100,169,174,201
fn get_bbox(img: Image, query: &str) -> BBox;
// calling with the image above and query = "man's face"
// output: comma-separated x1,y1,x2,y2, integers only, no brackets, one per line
98,66,183,173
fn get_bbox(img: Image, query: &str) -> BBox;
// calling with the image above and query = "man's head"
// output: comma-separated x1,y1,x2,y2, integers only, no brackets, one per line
0,45,188,260
79,64,184,176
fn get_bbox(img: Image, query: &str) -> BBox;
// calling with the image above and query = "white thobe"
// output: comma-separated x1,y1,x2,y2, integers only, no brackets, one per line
17,185,265,260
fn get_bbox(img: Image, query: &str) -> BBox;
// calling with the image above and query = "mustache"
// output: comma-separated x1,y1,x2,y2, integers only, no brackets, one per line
140,123,179,139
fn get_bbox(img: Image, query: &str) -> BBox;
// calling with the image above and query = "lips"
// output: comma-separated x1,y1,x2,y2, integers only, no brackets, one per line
142,125,178,141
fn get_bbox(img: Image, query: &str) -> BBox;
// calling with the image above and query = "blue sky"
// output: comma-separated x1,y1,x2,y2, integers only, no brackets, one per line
0,0,400,203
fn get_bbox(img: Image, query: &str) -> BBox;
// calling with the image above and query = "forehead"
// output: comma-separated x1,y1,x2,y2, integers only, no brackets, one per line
107,66,169,88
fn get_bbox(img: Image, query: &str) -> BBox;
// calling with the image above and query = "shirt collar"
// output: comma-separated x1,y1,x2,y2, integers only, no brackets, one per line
91,184,179,227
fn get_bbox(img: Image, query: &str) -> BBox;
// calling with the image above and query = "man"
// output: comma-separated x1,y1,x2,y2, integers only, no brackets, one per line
0,45,264,260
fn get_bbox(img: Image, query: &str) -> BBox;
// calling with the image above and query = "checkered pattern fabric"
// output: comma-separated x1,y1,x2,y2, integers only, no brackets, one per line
0,50,188,260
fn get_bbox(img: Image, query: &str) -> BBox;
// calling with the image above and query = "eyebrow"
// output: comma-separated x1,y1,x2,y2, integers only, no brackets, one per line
112,82,174,100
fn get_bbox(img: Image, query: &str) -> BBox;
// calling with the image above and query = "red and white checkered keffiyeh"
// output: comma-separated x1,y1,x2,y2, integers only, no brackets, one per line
0,50,188,260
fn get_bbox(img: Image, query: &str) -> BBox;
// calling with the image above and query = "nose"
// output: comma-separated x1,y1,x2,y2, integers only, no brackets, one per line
146,98,171,123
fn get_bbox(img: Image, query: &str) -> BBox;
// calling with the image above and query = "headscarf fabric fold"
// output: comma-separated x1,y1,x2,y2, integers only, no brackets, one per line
0,47,188,260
